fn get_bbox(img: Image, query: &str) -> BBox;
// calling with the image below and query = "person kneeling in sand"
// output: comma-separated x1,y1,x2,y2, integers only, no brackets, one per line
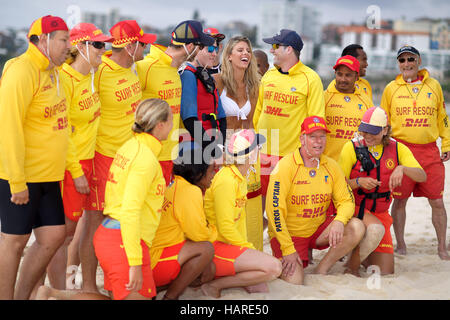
201,129,282,298
266,116,365,285
338,107,426,275
149,142,218,300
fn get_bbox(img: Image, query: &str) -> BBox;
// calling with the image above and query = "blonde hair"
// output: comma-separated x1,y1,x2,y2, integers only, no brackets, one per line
220,36,260,100
133,98,171,134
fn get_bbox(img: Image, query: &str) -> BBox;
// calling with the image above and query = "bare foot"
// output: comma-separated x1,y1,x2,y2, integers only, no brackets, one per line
35,286,52,300
438,250,450,261
395,246,407,255
244,282,269,294
201,283,221,298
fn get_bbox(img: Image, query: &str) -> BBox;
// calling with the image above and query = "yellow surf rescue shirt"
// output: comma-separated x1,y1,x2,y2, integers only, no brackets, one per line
253,61,325,156
137,45,181,162
380,69,450,152
204,165,255,249
103,133,165,266
323,82,373,161
0,44,69,194
60,63,101,178
266,149,355,257
150,175,217,268
95,52,142,158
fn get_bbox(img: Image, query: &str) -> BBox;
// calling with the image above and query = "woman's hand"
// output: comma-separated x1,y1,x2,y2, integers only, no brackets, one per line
389,165,404,191
126,265,143,292
357,177,381,190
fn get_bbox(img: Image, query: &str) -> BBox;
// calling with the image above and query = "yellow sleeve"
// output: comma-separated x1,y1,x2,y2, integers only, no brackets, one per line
120,151,156,266
306,72,325,118
178,186,217,243
435,83,450,152
0,61,35,193
337,140,357,179
380,84,393,123
213,175,254,248
397,142,422,169
266,159,296,256
328,160,355,225
253,83,264,130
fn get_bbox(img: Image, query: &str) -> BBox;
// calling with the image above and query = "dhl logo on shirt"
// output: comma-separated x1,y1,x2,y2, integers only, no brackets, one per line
163,80,174,85
264,106,289,117
117,78,128,85
296,207,326,219
403,118,431,128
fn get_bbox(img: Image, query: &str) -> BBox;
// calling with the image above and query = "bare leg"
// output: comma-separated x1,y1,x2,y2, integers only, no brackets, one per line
201,249,281,298
35,285,110,300
163,241,214,300
47,217,78,289
391,198,409,255
429,198,450,260
366,252,394,275
0,233,30,299
79,210,103,293
314,218,365,275
66,214,86,289
14,225,66,300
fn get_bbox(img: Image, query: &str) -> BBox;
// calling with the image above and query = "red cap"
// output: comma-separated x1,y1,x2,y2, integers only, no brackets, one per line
109,20,157,48
204,27,225,42
70,23,113,45
28,15,68,38
301,116,330,135
333,55,360,75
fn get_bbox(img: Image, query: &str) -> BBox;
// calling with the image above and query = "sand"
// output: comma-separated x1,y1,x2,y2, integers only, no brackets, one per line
19,160,450,300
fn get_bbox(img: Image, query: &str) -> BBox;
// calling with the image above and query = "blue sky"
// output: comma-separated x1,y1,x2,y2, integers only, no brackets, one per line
1,0,449,30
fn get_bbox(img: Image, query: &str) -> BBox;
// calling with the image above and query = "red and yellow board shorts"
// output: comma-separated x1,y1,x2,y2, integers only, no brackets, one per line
393,140,444,199
270,215,335,268
91,151,114,211
61,159,95,222
93,223,156,300
152,241,185,287
159,160,174,186
260,153,283,197
212,241,248,278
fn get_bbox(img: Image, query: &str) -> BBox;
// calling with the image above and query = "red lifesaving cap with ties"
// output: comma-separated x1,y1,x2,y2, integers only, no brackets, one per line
28,15,69,39
301,116,330,135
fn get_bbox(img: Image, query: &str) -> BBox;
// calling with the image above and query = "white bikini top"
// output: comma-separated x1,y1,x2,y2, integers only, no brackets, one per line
220,88,251,120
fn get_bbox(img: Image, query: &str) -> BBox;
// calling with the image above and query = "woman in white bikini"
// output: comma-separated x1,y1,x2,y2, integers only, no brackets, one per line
214,36,264,252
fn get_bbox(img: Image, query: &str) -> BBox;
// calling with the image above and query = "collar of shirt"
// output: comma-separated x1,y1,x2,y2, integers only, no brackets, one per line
147,44,173,67
228,164,245,182
101,51,129,71
135,132,163,157
27,43,50,71
61,62,89,82
293,148,328,167
395,68,429,85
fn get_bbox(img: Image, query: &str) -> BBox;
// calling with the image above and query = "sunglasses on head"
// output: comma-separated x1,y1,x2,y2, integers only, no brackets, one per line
207,45,219,53
88,41,106,49
398,57,416,63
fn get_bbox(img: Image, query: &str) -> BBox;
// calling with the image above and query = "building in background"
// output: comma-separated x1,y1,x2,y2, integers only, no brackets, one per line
82,8,136,33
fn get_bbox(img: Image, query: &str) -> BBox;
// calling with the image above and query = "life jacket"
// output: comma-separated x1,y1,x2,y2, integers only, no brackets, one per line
350,138,399,218
184,65,220,133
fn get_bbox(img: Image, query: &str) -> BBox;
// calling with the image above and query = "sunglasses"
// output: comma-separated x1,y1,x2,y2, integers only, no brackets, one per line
139,41,148,48
207,45,219,53
272,43,286,50
398,57,416,63
88,41,106,49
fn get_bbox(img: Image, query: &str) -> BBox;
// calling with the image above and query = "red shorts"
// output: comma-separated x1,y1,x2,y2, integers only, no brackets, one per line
212,241,248,278
371,211,394,254
260,153,283,197
159,160,173,186
93,224,156,300
91,152,114,211
151,241,185,287
61,159,95,222
393,140,444,199
270,215,335,268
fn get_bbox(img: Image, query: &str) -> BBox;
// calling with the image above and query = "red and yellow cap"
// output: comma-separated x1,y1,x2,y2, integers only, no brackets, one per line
359,107,388,135
301,116,330,135
333,55,360,75
28,15,69,39
70,23,113,45
109,20,157,48
204,27,225,42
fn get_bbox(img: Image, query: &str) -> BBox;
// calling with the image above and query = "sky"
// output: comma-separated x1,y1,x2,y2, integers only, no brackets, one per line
1,0,449,30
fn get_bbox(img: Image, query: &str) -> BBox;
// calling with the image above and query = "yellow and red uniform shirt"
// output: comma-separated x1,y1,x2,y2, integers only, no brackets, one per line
204,165,255,249
150,175,217,268
95,51,142,158
253,61,325,156
60,63,101,179
266,149,355,257
328,77,373,103
380,69,450,152
137,45,181,161
103,133,165,266
0,44,69,194
323,82,373,161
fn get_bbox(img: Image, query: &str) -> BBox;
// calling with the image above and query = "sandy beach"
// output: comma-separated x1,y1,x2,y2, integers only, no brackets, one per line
18,159,450,300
